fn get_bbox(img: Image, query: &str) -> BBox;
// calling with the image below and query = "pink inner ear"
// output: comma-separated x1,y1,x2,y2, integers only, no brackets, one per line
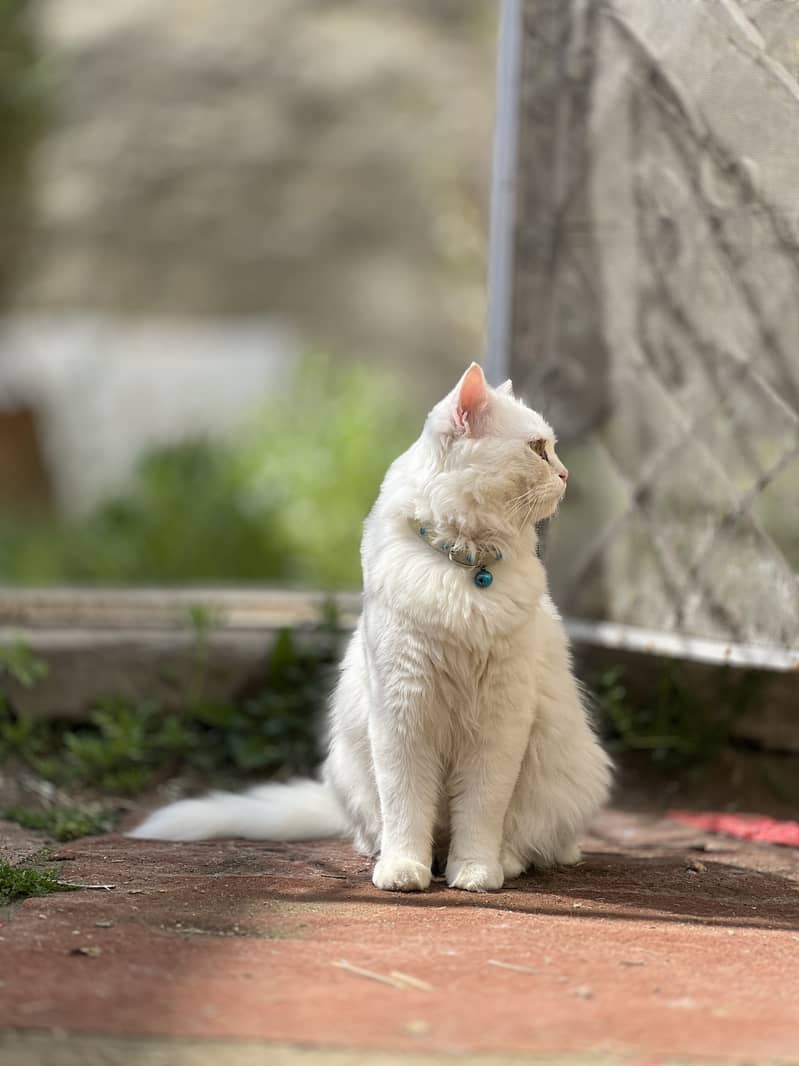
455,363,488,432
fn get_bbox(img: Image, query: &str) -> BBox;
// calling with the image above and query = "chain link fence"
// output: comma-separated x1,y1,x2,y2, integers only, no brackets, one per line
508,0,799,653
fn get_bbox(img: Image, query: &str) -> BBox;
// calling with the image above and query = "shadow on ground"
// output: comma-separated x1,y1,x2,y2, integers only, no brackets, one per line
1,808,798,1062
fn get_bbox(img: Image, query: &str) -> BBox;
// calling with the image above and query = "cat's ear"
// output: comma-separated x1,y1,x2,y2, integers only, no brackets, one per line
453,362,489,435
496,379,514,397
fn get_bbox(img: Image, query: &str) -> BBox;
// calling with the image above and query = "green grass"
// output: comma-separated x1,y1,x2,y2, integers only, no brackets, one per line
0,861,66,905
1,805,114,841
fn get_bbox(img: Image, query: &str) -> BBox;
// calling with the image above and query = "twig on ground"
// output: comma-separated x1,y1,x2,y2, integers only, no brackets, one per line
487,959,543,975
333,960,406,989
389,970,434,991
56,881,116,891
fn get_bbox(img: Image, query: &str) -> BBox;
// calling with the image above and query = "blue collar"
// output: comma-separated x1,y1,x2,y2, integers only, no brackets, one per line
410,521,501,589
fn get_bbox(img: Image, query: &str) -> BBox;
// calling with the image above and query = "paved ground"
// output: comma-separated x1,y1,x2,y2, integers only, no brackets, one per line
1,809,798,1065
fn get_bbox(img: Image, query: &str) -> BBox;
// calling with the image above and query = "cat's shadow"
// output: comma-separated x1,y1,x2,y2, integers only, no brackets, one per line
288,847,799,933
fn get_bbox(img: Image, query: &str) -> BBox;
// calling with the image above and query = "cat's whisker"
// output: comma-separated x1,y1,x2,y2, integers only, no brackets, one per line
507,489,538,518
522,499,540,528
508,487,552,529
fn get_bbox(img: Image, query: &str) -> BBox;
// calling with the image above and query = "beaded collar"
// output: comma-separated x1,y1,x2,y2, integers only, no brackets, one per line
410,520,502,589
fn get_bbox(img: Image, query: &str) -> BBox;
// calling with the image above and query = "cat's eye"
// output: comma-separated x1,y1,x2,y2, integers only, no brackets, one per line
530,439,548,461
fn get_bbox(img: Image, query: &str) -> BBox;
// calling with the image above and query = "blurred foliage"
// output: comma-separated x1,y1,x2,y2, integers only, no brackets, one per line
0,0,49,295
0,0,46,157
1,804,113,841
0,620,337,795
594,665,757,768
0,638,48,687
0,358,416,587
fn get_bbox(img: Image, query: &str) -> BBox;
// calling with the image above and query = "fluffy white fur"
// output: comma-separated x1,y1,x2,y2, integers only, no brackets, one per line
131,364,612,893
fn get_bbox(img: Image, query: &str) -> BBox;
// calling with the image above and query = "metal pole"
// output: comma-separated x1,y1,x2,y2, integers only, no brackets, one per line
484,0,523,385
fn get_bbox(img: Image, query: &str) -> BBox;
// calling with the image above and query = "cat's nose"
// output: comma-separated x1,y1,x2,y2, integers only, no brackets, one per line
559,468,569,483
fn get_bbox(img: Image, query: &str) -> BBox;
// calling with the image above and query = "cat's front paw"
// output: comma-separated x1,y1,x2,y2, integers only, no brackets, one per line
446,859,504,893
372,856,431,893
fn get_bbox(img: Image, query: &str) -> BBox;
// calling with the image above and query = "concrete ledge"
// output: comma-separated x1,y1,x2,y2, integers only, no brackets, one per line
0,588,359,720
0,588,796,751
0,587,361,631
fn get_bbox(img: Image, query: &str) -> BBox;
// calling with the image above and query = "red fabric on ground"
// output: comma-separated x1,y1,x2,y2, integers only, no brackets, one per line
667,810,799,847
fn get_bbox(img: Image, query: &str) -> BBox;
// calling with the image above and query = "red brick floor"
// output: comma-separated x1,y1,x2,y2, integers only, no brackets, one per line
1,809,798,1064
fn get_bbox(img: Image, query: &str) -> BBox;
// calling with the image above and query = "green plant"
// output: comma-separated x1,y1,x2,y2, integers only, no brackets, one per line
0,640,48,688
186,603,222,709
0,621,338,795
0,641,55,769
1,805,114,841
594,664,756,767
208,626,332,776
0,358,415,587
0,861,67,904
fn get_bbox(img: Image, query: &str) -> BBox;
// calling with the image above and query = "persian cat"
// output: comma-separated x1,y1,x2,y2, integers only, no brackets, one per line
132,364,611,893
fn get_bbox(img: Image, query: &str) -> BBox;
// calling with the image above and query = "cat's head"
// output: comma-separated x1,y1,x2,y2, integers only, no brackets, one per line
423,362,568,531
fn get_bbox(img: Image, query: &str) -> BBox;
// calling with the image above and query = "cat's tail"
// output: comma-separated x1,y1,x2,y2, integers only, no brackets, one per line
127,778,348,842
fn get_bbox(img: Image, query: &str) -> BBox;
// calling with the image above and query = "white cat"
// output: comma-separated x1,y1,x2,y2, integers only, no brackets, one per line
131,364,612,893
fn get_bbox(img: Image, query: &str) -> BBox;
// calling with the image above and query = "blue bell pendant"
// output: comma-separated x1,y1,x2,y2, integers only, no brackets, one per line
474,567,493,589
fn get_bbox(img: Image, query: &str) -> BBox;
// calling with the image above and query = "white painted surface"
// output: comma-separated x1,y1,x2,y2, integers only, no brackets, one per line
0,313,299,511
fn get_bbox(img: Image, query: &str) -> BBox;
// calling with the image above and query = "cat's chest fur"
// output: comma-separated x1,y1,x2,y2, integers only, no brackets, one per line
362,517,547,651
